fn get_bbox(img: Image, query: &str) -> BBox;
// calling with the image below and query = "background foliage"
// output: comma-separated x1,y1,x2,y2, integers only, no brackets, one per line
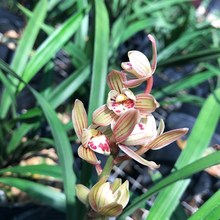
0,0,219,219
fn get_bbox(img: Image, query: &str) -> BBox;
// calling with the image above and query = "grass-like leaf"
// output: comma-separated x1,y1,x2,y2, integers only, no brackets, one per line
30,88,76,220
48,64,90,108
18,10,84,92
11,0,47,75
188,189,220,220
146,88,220,219
119,151,220,219
7,123,37,154
153,70,220,100
0,164,62,180
0,177,65,212
88,0,109,119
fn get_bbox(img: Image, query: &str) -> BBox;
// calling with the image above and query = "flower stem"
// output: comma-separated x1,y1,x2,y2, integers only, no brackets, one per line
145,76,154,94
99,155,114,179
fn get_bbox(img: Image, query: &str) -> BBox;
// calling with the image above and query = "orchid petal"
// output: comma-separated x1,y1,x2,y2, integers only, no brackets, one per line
98,202,123,217
72,99,88,141
93,105,118,126
135,93,159,115
148,34,157,74
78,145,100,165
118,144,160,169
75,184,90,206
113,109,140,143
145,128,189,150
128,51,152,77
107,70,126,93
87,134,111,155
89,176,109,212
123,88,136,101
122,76,148,88
113,180,129,208
81,128,93,147
111,178,122,193
157,119,165,136
107,90,119,110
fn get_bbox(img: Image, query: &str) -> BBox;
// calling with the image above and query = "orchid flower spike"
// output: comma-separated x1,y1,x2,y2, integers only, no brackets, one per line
92,70,159,127
121,34,157,88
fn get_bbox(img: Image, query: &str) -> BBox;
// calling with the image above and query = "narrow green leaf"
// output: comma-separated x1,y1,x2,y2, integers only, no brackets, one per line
30,88,76,220
7,123,36,154
147,88,220,220
11,0,47,75
159,48,220,66
88,0,109,119
153,70,220,100
0,177,65,212
189,190,220,220
17,3,54,34
18,10,84,92
122,18,155,43
0,70,16,114
128,0,191,21
0,164,62,180
157,30,211,63
48,64,90,108
119,151,220,219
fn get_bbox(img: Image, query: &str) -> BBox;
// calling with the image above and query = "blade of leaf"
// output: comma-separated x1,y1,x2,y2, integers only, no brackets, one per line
0,0,47,118
88,0,109,119
0,177,65,212
0,164,62,180
30,88,76,220
18,10,84,92
48,64,90,108
153,70,220,100
188,189,220,220
11,0,47,75
7,123,37,154
118,151,220,219
146,88,220,220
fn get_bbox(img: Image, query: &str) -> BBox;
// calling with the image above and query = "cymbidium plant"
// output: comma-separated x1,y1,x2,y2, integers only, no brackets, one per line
73,35,188,219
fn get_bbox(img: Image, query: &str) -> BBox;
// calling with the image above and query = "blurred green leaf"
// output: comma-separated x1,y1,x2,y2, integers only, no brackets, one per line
157,30,211,63
7,123,37,154
11,0,47,75
128,0,191,21
0,164,62,179
189,190,220,220
18,10,84,92
88,0,109,119
0,0,47,118
159,48,220,66
30,88,76,220
48,64,90,108
0,177,65,212
147,88,220,220
119,151,220,219
153,70,220,100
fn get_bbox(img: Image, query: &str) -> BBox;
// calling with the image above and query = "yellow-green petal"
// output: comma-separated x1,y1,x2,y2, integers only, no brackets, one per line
113,109,140,143
118,144,160,169
78,145,100,165
75,184,90,206
72,99,88,141
146,128,189,150
107,70,126,93
135,93,159,115
93,105,118,126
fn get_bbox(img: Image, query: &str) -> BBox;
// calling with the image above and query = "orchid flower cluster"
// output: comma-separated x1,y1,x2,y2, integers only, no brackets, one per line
73,35,188,218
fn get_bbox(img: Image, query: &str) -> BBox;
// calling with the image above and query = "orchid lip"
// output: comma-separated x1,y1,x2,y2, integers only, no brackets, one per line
88,134,111,155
